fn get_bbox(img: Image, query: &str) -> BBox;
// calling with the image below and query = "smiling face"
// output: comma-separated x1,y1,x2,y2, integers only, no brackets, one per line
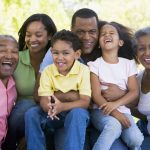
51,40,81,76
136,35,150,69
72,17,98,54
99,24,123,52
0,37,19,79
25,21,51,54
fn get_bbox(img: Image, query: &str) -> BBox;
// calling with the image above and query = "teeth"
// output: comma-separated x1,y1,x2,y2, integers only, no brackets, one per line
105,39,111,43
145,58,150,61
31,44,38,47
2,61,12,65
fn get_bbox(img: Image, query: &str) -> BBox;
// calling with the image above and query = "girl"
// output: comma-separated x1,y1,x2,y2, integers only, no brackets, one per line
88,21,143,150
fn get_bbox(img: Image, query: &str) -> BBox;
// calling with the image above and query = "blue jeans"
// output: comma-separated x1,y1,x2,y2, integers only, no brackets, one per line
91,109,144,150
137,119,150,150
25,106,89,150
2,99,36,150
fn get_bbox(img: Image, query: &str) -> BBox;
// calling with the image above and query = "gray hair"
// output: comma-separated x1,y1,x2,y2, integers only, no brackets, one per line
135,27,150,39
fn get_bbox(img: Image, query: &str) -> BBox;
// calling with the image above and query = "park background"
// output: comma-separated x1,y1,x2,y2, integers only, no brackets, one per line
0,0,150,39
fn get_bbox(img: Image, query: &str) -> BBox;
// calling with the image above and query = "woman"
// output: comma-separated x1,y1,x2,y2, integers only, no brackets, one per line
2,13,57,150
132,26,150,150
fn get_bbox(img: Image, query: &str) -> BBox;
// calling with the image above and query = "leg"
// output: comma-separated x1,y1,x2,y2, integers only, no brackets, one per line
63,108,89,150
2,99,35,150
25,106,65,150
89,125,128,150
91,109,122,150
121,114,144,150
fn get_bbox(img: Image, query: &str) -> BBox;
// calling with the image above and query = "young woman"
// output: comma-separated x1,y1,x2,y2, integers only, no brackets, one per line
2,13,57,150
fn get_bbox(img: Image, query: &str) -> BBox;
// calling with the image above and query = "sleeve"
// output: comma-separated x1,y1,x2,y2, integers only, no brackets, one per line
38,67,53,96
87,60,99,76
78,67,91,97
128,60,138,77
39,49,54,73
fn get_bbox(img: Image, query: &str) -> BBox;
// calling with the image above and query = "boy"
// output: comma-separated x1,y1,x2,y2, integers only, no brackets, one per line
25,29,91,150
0,35,19,148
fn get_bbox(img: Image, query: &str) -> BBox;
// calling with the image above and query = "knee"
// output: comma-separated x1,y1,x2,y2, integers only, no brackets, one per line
65,108,89,127
25,107,39,122
69,108,89,120
128,132,144,148
104,119,122,136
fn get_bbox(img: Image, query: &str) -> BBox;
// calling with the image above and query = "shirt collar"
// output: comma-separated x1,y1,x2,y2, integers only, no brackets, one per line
53,60,81,77
20,50,31,66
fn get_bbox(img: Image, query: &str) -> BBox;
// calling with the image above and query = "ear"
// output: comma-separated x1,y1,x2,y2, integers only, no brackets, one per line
75,49,81,59
119,40,124,47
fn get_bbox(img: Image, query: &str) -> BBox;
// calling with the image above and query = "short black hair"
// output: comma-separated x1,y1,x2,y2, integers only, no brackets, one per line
51,29,81,51
71,8,99,29
18,13,57,51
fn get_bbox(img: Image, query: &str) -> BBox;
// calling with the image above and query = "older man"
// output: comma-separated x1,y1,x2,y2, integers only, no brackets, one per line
0,35,19,148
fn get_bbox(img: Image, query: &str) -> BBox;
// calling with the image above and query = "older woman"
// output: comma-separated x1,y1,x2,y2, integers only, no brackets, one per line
132,27,150,150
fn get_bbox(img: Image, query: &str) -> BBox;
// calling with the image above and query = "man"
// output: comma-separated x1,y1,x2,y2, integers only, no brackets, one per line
33,8,128,150
0,35,19,148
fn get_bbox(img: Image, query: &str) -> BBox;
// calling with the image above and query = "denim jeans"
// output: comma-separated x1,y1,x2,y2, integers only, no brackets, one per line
25,106,89,150
91,109,144,150
137,119,150,150
2,99,36,150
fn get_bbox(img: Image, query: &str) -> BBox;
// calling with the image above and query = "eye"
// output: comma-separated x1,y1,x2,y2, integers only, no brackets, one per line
100,32,105,37
89,29,97,35
63,52,70,55
137,46,145,51
36,33,43,37
76,30,84,35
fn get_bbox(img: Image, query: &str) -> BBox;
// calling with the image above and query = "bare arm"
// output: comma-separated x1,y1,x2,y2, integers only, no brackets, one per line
33,73,41,103
91,72,131,127
131,107,147,121
90,72,108,106
112,75,139,106
40,96,49,112
54,90,80,102
101,83,127,101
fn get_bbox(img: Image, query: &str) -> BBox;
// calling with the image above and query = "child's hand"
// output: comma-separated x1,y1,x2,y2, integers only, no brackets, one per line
112,110,131,128
47,96,59,120
100,102,119,115
47,95,63,120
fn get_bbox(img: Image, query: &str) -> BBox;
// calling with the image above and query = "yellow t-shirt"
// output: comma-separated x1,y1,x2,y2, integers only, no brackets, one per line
38,60,91,97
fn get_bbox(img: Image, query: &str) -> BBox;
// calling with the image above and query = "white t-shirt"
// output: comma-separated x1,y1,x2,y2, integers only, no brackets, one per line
88,57,138,114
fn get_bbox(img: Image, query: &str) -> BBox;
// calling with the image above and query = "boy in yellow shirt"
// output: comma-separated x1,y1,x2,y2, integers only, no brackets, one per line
25,29,91,150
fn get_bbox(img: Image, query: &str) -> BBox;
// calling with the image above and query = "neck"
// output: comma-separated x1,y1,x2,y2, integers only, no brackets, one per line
30,50,45,63
144,69,150,80
102,51,118,64
30,50,46,78
1,76,9,87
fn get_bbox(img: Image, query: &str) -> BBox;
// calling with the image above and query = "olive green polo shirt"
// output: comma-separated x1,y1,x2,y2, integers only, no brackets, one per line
14,50,35,101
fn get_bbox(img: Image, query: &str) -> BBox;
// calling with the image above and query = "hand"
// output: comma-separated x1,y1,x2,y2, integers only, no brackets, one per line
47,95,63,120
101,83,127,101
47,96,59,120
100,102,119,115
111,110,131,128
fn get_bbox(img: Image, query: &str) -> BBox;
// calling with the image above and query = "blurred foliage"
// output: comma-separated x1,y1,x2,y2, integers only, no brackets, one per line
0,0,149,40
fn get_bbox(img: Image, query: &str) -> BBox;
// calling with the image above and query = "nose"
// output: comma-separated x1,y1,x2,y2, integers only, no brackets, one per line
145,46,150,55
57,53,63,60
83,32,90,40
30,35,36,42
5,50,12,59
